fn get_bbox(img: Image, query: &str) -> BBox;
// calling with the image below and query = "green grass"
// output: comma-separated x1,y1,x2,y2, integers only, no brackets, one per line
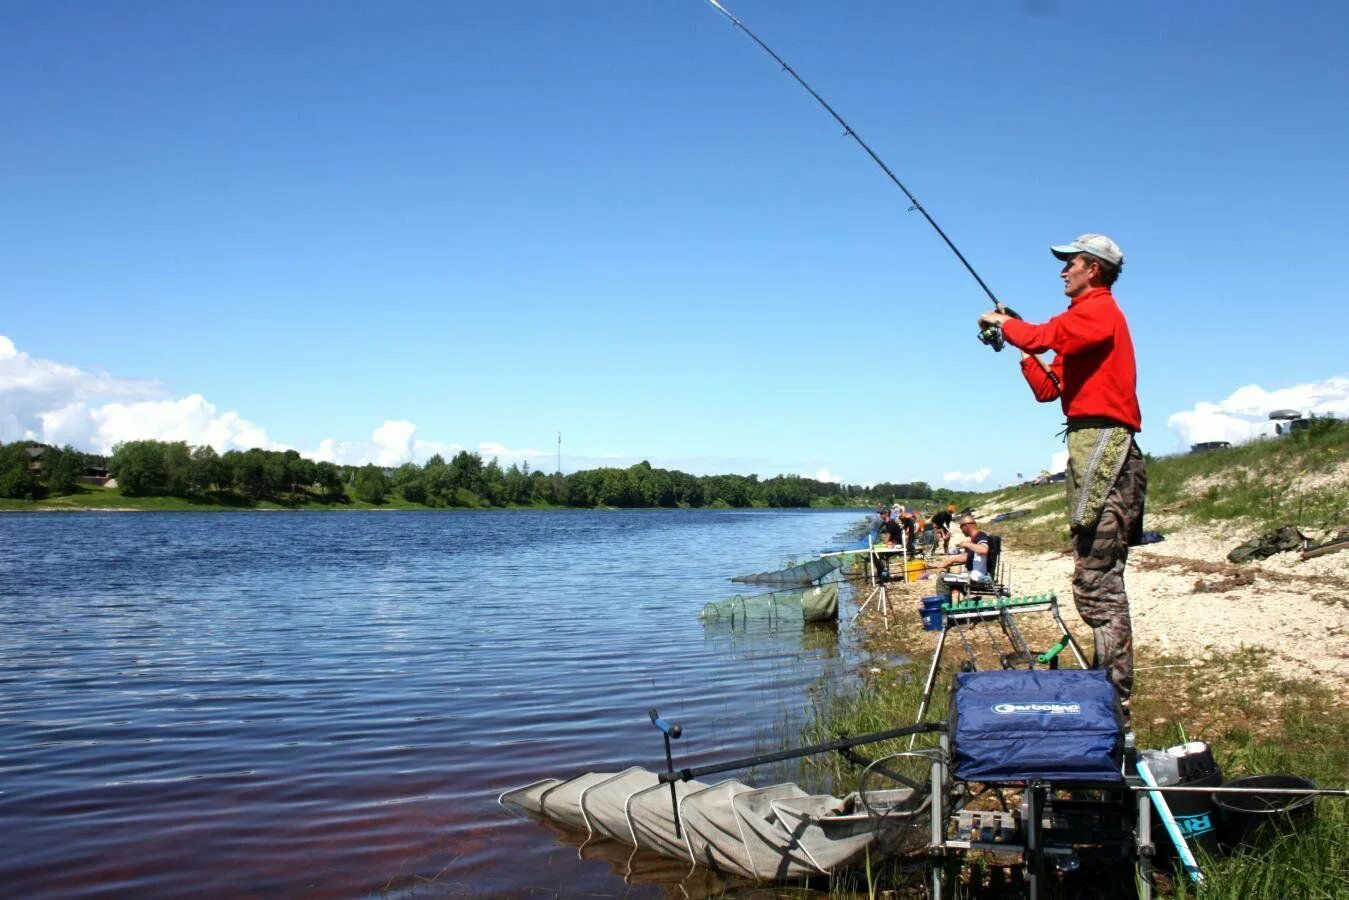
0,483,225,510
1168,809,1348,899
798,665,941,787
1145,419,1349,531
966,420,1349,554
999,421,1349,535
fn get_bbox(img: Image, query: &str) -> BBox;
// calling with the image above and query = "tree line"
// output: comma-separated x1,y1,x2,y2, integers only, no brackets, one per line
0,439,964,509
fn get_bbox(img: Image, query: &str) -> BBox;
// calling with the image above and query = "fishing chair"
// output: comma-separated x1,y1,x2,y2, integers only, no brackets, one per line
965,534,1010,599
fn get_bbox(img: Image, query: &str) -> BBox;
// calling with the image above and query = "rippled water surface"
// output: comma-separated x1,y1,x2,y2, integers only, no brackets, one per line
0,509,875,897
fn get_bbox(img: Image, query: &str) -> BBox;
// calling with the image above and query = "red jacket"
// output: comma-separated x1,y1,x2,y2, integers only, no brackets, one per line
1000,286,1141,432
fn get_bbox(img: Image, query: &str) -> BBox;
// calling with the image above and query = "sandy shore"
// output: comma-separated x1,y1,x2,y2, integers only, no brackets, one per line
895,515,1349,701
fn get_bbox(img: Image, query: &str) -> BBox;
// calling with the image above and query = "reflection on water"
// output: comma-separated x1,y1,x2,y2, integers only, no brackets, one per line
0,508,871,897
539,815,738,898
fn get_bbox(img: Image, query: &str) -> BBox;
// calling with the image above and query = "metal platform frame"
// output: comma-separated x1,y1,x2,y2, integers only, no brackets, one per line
924,725,1155,900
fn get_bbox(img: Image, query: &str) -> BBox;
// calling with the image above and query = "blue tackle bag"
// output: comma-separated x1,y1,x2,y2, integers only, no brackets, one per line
951,669,1125,783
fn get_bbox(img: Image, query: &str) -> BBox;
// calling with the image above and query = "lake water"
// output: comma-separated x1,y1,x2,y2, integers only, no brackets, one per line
0,509,878,898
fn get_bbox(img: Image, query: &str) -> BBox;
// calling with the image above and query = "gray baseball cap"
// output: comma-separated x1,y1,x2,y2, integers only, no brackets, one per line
1050,233,1124,267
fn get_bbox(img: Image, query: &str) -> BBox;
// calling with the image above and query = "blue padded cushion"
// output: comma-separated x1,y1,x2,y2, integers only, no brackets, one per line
952,669,1123,783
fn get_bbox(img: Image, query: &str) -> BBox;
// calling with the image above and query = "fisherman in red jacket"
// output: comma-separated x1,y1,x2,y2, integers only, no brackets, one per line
978,234,1146,718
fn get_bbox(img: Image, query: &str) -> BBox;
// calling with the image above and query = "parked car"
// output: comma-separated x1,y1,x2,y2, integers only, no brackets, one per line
1269,409,1310,436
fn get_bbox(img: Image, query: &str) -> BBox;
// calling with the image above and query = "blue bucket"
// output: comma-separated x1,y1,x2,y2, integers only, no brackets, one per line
919,596,945,631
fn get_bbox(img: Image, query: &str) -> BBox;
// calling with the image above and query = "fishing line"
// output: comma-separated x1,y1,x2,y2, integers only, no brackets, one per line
702,0,1000,308
700,1,1061,388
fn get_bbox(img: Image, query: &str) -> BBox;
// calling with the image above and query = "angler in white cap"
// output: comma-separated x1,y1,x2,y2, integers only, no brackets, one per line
977,234,1146,721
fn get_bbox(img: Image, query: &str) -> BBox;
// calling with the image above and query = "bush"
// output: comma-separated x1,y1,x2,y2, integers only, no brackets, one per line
350,465,389,504
111,440,170,496
0,443,37,499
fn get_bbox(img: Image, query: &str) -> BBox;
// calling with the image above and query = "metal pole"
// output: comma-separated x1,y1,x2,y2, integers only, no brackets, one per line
649,709,683,837
913,618,949,730
929,733,946,897
1135,784,1154,900
856,583,883,617
661,721,945,782
1050,601,1091,668
1132,784,1348,798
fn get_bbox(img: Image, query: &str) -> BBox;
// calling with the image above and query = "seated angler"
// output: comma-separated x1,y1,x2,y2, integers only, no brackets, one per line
934,515,991,599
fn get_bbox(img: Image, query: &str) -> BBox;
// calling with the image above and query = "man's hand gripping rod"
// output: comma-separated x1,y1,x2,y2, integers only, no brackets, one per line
978,304,1019,353
978,304,1062,391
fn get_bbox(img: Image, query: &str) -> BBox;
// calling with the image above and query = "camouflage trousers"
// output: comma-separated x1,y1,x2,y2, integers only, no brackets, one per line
1067,429,1147,716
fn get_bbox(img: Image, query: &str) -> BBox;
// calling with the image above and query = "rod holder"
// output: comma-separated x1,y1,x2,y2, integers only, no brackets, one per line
649,709,683,838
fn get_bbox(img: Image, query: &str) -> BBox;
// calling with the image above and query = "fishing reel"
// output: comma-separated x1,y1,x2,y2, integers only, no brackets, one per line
978,324,1006,352
978,303,1020,353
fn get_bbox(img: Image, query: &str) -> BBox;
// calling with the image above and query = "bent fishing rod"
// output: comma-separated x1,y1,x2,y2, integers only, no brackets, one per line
701,0,1058,387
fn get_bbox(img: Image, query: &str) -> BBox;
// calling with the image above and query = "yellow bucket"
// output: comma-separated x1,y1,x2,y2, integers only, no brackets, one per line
904,559,926,581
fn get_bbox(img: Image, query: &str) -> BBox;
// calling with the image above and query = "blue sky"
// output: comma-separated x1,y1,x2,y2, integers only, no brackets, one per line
3,0,1346,487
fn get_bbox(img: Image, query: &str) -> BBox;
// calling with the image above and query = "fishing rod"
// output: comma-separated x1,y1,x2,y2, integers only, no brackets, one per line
700,0,1058,386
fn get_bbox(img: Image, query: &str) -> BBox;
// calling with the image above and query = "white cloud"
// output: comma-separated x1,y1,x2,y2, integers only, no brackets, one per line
305,425,552,469
478,441,551,467
1167,376,1349,447
38,395,277,455
0,336,571,468
1167,402,1272,446
309,423,464,467
2,335,873,476
0,335,271,454
1050,450,1069,474
943,467,992,485
0,335,161,444
371,419,417,465
309,438,355,466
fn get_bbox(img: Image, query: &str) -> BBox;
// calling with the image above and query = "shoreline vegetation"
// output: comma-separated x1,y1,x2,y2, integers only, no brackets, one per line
1,438,971,513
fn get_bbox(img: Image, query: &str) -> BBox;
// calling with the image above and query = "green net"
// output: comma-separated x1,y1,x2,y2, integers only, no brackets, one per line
730,555,845,587
700,582,839,626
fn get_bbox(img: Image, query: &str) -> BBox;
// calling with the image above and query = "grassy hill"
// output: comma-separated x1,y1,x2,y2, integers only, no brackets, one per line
974,417,1349,540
